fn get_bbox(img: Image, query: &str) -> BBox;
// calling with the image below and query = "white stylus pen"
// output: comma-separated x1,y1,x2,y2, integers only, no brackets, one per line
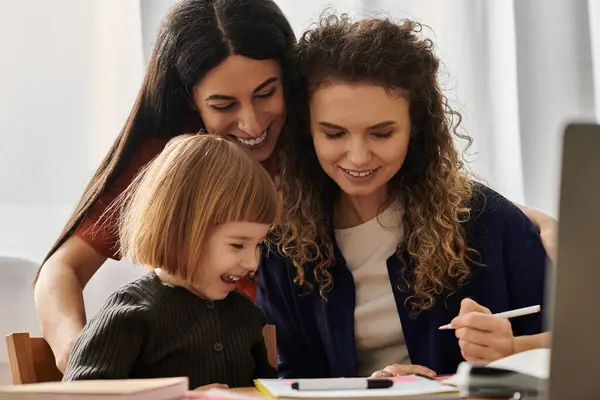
438,304,542,330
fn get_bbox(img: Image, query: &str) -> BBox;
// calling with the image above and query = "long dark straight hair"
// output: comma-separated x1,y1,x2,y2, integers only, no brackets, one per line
35,0,296,283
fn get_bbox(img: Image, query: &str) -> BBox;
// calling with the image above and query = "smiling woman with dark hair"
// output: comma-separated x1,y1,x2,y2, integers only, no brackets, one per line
257,14,550,378
33,0,297,373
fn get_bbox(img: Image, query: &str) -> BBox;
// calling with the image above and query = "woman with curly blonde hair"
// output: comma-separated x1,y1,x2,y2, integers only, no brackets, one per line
257,14,549,378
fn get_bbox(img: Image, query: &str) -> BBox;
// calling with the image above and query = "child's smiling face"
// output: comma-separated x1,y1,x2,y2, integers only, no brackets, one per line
190,221,270,300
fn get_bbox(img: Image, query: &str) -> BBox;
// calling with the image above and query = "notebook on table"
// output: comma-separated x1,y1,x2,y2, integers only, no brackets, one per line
254,376,459,398
0,377,188,400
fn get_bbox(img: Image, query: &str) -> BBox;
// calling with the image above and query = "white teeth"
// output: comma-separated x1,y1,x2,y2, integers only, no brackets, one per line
237,129,267,147
345,169,375,177
226,275,242,282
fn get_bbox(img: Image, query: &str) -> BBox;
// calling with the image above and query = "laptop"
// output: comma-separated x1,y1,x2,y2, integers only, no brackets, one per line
546,123,600,400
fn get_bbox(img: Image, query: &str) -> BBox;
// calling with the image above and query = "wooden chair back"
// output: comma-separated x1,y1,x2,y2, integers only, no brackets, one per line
5,332,63,384
262,324,277,369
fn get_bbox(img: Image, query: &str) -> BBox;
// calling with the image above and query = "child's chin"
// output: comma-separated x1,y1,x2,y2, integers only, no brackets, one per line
208,290,231,301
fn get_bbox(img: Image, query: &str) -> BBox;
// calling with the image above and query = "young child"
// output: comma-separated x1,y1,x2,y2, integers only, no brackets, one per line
62,134,278,389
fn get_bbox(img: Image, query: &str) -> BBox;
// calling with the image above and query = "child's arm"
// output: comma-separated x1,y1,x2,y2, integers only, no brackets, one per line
62,291,152,380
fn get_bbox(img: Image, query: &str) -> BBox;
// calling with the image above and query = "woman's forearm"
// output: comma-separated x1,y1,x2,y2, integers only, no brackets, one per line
34,262,87,371
34,235,107,371
516,203,555,231
514,332,551,354
514,203,558,263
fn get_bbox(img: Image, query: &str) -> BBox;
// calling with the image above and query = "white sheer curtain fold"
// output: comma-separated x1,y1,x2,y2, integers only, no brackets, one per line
0,0,144,262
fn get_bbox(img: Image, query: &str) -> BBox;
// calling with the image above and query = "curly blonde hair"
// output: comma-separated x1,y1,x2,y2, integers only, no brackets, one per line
275,14,480,310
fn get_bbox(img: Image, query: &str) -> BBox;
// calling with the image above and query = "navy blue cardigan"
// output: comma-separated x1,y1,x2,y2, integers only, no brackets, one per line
256,184,548,378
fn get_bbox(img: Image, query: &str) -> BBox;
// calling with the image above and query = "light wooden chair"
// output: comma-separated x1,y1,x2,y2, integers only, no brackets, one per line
5,332,62,384
6,326,277,385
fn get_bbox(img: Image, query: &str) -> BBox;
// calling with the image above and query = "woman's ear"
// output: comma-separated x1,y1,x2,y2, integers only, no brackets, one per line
183,85,198,111
186,93,198,111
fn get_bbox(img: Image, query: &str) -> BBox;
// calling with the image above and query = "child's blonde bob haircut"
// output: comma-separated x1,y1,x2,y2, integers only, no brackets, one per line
117,134,279,282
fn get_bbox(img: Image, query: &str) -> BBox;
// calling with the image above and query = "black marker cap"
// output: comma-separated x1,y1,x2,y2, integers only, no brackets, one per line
367,379,394,389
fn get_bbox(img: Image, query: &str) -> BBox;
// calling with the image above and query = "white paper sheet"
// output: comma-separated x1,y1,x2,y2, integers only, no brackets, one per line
254,376,459,398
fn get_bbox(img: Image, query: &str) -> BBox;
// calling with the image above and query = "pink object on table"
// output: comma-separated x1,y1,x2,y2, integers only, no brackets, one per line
390,375,421,383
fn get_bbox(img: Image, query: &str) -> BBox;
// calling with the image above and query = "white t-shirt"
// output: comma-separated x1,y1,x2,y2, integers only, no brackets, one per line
334,202,411,377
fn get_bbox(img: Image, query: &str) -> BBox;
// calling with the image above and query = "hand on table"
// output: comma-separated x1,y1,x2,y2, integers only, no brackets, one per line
450,298,515,363
370,364,436,378
192,383,229,391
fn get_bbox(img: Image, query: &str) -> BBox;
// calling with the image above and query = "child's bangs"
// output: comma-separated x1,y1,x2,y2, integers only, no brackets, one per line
216,165,279,226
